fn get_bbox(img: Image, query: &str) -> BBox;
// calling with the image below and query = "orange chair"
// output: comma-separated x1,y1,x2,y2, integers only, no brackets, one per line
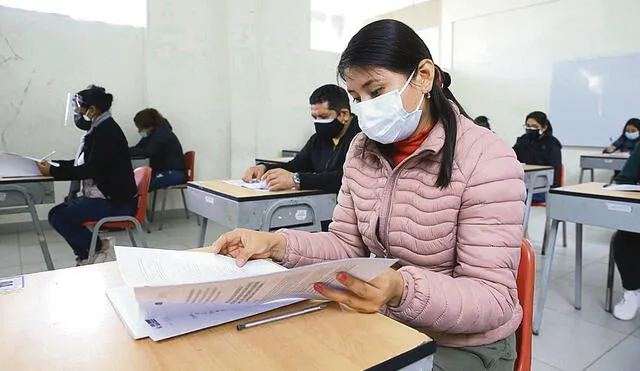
82,166,152,263
535,165,567,250
515,239,535,371
150,151,197,231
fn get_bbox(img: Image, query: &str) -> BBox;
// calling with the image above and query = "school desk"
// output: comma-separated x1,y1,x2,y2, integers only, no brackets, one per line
0,176,54,270
579,153,629,183
522,165,555,234
533,182,640,334
187,180,336,247
0,260,436,371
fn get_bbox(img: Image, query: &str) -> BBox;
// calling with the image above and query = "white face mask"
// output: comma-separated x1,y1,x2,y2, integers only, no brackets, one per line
352,70,425,144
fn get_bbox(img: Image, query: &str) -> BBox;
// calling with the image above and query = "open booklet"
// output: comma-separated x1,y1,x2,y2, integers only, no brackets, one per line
107,247,397,341
602,183,640,192
0,151,58,178
223,179,270,191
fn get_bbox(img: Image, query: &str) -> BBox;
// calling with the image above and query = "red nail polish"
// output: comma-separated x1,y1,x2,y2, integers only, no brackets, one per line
337,273,347,283
314,283,324,293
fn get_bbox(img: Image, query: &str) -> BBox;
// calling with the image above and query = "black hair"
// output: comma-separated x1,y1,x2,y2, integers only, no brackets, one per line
474,115,491,130
134,108,166,129
77,84,113,113
337,19,469,188
623,118,640,133
309,84,351,113
526,111,553,136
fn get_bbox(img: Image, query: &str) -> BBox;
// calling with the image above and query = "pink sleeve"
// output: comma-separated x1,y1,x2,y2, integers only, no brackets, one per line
277,156,368,268
384,135,525,334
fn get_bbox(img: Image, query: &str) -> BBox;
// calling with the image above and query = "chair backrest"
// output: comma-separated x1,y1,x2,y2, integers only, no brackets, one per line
133,166,152,223
515,239,535,371
184,151,196,182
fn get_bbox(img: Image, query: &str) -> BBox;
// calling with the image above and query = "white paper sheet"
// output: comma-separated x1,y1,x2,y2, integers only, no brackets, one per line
114,247,396,318
602,183,640,192
0,152,58,178
223,179,270,191
106,286,301,341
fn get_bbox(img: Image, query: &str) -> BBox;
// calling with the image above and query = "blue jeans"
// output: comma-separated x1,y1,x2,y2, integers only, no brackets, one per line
149,170,186,192
532,193,546,203
48,197,137,260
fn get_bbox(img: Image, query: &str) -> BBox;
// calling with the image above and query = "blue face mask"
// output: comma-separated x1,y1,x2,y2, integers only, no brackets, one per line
139,132,149,139
625,132,639,141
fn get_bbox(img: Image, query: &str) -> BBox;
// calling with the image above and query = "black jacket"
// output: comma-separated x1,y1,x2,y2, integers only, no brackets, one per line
263,116,361,193
129,122,185,172
513,133,563,187
51,117,137,204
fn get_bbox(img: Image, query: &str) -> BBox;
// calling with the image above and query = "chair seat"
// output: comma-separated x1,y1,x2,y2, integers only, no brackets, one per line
532,201,546,207
166,183,187,190
82,220,138,229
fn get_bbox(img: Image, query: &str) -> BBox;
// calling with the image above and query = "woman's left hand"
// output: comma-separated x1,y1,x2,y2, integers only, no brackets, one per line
314,268,405,313
36,161,51,176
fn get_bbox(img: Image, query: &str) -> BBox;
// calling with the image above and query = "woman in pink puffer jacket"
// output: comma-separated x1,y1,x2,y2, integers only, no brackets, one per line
214,19,525,371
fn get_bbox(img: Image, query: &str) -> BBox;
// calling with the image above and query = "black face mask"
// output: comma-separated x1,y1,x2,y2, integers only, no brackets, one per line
73,113,91,131
314,119,344,139
525,128,540,138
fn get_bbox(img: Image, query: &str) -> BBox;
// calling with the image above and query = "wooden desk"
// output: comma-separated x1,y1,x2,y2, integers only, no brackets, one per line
187,180,336,247
0,261,435,370
0,176,55,270
579,153,629,182
255,156,295,166
533,182,640,334
522,165,555,234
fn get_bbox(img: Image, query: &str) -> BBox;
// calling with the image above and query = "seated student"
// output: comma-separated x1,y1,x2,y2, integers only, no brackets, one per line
38,85,137,265
129,108,186,191
513,111,562,202
474,115,491,130
611,144,640,320
215,20,524,371
242,84,361,194
603,118,640,153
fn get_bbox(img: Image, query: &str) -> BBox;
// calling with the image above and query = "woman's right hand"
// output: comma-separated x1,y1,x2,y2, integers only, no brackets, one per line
242,165,267,183
212,229,286,267
604,146,616,153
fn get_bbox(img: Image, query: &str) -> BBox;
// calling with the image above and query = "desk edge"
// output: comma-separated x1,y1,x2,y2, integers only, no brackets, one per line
187,182,330,201
365,340,436,371
550,188,640,204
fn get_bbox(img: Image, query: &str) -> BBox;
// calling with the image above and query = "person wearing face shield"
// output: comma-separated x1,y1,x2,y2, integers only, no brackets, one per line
213,20,525,370
36,85,137,266
242,84,361,195
512,111,563,202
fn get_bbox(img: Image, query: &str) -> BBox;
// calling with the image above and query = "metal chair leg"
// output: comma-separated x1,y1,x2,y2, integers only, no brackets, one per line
159,188,168,231
135,222,149,248
180,188,190,219
150,191,158,223
127,228,137,246
562,221,567,247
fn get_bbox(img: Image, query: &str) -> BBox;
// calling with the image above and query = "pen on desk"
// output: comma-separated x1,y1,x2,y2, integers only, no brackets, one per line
40,151,56,162
236,303,328,331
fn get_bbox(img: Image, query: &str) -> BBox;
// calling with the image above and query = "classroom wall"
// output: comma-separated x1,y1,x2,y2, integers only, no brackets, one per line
441,0,640,184
0,5,145,222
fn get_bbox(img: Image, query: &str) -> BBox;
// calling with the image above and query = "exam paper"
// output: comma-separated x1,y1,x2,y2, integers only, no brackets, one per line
114,247,397,318
0,152,58,178
602,183,640,192
106,286,301,341
223,179,270,191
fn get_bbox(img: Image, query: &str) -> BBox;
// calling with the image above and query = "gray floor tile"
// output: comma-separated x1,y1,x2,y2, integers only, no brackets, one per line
0,245,20,268
531,358,561,371
532,309,626,370
0,265,22,278
21,262,47,275
585,335,640,371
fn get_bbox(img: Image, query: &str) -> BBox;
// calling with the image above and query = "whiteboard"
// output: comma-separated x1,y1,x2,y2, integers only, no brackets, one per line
550,54,640,147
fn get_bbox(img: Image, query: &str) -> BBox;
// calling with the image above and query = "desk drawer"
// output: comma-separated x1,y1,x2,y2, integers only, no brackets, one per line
0,182,55,207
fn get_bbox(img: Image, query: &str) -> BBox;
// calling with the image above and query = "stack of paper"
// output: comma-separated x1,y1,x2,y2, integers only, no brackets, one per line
0,151,58,178
107,247,396,341
223,179,270,191
602,183,640,192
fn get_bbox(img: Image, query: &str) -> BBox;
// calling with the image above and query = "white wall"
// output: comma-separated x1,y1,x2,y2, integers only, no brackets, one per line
441,0,640,184
0,5,145,221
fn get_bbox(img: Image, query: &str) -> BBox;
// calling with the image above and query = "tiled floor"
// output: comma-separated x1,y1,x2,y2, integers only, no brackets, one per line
1,207,639,370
